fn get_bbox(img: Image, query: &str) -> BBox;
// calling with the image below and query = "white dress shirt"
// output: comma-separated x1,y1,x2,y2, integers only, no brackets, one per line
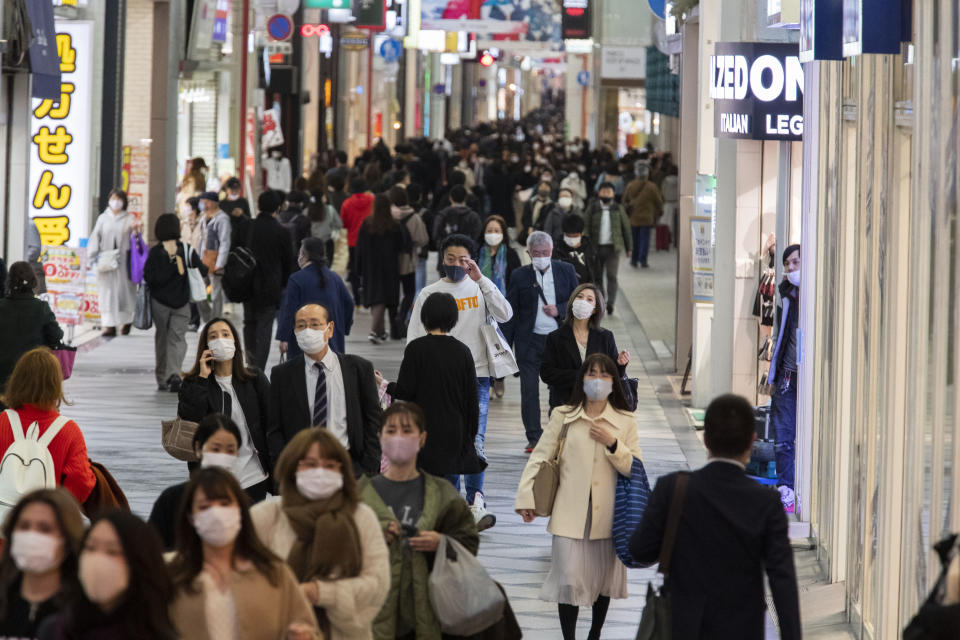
534,266,559,335
304,350,350,449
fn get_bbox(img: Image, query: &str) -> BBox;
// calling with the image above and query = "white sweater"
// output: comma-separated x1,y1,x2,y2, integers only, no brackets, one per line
406,275,514,377
250,498,390,640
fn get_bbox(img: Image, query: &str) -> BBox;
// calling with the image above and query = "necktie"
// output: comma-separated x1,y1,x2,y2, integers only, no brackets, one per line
313,362,328,428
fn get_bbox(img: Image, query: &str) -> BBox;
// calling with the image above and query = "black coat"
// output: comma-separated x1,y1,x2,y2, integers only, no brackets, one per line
229,212,252,250
502,261,579,346
387,335,483,476
143,242,206,310
247,214,295,309
553,237,597,285
539,325,623,409
434,205,482,244
267,354,382,477
147,481,187,550
629,463,802,640
177,370,272,480
220,196,251,220
0,294,63,391
356,220,408,307
277,208,311,256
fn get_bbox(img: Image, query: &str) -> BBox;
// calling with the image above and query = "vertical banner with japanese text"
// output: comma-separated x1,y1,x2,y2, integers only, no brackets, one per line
28,20,94,248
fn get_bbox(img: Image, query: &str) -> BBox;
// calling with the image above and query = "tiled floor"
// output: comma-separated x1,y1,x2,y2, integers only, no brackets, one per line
63,250,852,639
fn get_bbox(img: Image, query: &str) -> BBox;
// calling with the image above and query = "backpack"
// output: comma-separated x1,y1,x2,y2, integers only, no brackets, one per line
222,246,257,303
0,410,69,516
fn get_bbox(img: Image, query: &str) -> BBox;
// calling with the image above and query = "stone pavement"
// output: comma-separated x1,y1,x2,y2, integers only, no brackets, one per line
62,251,851,639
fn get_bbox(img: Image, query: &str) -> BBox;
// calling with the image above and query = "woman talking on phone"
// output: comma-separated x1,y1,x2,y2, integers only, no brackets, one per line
178,318,273,502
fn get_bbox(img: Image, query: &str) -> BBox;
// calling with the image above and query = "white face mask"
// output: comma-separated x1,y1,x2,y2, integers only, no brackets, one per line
558,196,573,210
191,505,242,548
787,270,801,286
571,299,595,320
201,452,238,474
108,199,123,212
296,467,343,501
563,235,581,248
208,338,236,362
484,232,503,247
198,201,207,212
531,256,552,272
272,151,282,158
296,327,329,355
11,531,61,574
79,552,129,606
584,378,613,401
227,193,240,201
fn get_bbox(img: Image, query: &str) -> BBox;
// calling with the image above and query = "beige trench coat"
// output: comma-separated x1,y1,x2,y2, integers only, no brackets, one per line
515,404,642,540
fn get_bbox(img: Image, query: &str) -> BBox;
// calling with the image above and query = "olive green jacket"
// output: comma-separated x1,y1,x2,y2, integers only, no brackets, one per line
360,473,479,640
583,200,633,254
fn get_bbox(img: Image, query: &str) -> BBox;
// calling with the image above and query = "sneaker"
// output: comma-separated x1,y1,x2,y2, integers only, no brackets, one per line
778,486,795,513
368,332,381,345
378,332,389,342
524,445,535,454
471,493,496,531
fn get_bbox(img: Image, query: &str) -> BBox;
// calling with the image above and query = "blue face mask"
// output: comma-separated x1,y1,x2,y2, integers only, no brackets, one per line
444,264,466,282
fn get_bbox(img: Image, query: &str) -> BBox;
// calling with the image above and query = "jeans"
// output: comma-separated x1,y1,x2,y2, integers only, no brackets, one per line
398,272,417,332
631,225,652,266
151,300,189,385
595,245,621,309
516,333,548,445
242,303,277,371
447,377,490,504
415,257,428,295
770,370,798,489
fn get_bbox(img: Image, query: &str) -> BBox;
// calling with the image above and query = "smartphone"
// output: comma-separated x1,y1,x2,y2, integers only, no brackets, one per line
401,523,419,538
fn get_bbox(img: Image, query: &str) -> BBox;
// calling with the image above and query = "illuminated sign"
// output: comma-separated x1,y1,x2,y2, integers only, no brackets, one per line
29,21,94,247
562,0,591,39
300,23,330,37
710,42,803,141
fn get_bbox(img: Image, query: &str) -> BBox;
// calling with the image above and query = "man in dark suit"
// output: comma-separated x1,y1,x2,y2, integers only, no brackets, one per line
503,231,578,451
267,302,382,477
630,394,801,640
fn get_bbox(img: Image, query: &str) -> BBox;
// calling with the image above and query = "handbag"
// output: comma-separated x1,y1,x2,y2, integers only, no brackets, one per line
202,249,219,274
532,421,572,517
621,376,639,411
482,317,519,378
96,248,120,273
51,344,77,380
636,472,690,640
128,231,149,284
428,535,506,636
161,417,200,462
183,242,208,302
133,284,152,330
613,457,654,568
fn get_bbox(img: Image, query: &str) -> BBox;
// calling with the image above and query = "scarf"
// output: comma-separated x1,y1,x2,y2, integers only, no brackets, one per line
478,243,507,292
282,490,362,583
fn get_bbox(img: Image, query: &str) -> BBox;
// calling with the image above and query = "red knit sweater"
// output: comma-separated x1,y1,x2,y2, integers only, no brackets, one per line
0,405,96,504
340,192,375,247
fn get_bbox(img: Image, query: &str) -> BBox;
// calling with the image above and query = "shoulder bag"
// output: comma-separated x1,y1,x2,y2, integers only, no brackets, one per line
183,242,208,303
161,417,200,462
532,421,572,517
635,471,690,640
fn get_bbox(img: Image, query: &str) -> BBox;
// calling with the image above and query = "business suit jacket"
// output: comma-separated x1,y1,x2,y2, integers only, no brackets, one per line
629,462,801,640
539,325,625,409
267,353,381,477
502,261,578,346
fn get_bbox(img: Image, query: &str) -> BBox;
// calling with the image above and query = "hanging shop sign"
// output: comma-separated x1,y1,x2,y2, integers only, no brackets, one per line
710,42,803,141
691,217,714,302
799,0,843,61
24,0,61,99
28,21,94,248
40,246,87,326
353,0,386,30
561,0,591,39
213,0,231,42
841,0,910,57
340,33,370,50
305,0,349,6
601,46,646,80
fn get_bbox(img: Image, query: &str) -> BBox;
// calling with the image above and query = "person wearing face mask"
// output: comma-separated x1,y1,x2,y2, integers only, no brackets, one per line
767,244,802,513
552,214,597,285
377,293,485,492
503,232,579,452
269,303,382,477
519,182,555,246
0,489,84,639
38,511,176,639
515,354,641,640
219,177,251,220
583,183,632,315
178,318,273,502
406,235,513,529
540,283,630,412
144,214,208,392
197,191,232,322
87,188,139,337
360,402,489,640
148,414,243,550
560,166,587,209
263,146,293,193
623,163,663,269
540,187,583,244
169,468,321,640
476,215,522,297
251,429,389,640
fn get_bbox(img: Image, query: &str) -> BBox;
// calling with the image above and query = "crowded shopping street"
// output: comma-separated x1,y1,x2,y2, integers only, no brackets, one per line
1,0,959,638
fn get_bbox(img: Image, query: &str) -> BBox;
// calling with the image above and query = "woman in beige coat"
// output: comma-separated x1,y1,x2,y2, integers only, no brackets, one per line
516,353,641,640
251,429,390,640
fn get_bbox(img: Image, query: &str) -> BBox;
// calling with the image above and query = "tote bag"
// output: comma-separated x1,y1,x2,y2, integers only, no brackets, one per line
133,284,152,330
482,317,519,378
428,535,506,636
613,457,653,568
128,231,149,284
183,243,207,303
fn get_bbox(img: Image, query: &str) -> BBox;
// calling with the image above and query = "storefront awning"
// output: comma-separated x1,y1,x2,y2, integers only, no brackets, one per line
24,0,61,100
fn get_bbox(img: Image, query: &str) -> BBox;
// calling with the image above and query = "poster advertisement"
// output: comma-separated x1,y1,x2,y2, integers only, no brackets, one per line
40,246,88,325
691,216,714,303
123,144,150,219
422,0,560,47
28,21,94,247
